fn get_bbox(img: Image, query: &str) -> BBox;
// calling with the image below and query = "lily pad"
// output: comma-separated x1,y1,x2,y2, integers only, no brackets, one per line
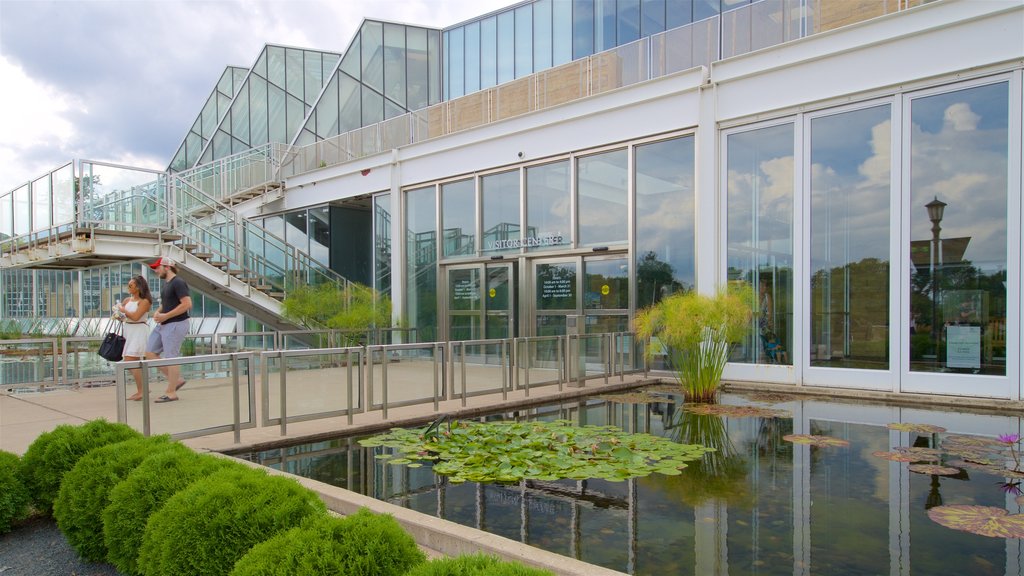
359,419,712,484
872,451,922,462
886,422,947,433
908,464,961,476
894,446,943,459
597,392,672,404
745,392,796,404
783,434,850,448
683,404,791,419
943,435,1007,449
927,505,1024,538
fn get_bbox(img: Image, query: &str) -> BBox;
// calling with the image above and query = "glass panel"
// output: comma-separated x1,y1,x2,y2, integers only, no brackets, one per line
486,265,511,312
338,75,361,134
536,262,577,311
585,258,628,310
304,51,323,106
32,175,50,231
449,268,481,311
515,5,533,78
309,206,330,265
341,35,361,78
442,179,476,257
406,186,437,342
642,0,667,36
407,27,429,110
0,194,13,240
384,24,407,108
909,82,1008,376
596,0,617,52
553,0,573,66
481,170,520,254
464,22,480,95
267,46,286,88
249,75,269,146
362,86,384,126
267,83,287,144
449,26,465,98
572,0,594,60
727,123,794,365
694,0,720,20
285,211,309,255
374,194,392,295
577,149,628,247
449,314,480,342
481,17,498,89
533,0,553,72
286,94,304,144
485,315,510,340
316,74,340,137
13,185,30,235
52,164,74,226
525,160,570,252
636,136,696,308
810,105,891,370
263,215,285,273
361,21,384,92
667,0,694,28
213,131,231,159
585,314,628,334
618,0,641,44
429,29,442,105
286,48,304,99
497,11,515,85
231,84,250,144
536,314,567,336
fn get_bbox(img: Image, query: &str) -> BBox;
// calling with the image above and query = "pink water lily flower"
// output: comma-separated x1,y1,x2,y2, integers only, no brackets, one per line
998,433,1021,445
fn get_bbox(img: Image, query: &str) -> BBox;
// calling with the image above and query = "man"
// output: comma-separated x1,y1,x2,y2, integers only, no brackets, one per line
146,257,192,403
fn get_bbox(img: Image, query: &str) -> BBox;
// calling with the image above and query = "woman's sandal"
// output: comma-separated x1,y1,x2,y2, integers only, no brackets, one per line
155,395,178,403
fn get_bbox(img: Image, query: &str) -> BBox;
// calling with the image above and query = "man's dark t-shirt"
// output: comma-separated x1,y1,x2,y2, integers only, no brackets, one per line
159,276,190,324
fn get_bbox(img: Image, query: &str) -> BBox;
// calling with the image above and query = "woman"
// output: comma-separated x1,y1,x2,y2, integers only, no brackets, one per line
117,275,153,401
758,277,788,364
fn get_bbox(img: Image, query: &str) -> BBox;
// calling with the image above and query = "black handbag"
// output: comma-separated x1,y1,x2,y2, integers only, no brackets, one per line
98,321,126,362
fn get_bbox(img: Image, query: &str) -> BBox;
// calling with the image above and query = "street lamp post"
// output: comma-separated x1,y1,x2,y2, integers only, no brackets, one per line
926,196,947,361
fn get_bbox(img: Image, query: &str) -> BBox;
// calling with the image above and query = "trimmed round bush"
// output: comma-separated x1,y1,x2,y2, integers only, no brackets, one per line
53,435,174,562
0,450,31,533
138,466,327,576
18,419,141,515
404,554,555,576
231,508,425,576
104,445,242,576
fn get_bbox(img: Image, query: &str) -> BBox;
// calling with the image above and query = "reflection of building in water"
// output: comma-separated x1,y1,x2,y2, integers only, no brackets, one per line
0,0,1021,399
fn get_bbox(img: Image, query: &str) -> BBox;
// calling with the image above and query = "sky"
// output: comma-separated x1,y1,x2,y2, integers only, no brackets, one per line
0,0,511,193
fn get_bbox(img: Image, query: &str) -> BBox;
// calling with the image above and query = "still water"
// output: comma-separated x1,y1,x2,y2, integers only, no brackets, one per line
242,388,1024,575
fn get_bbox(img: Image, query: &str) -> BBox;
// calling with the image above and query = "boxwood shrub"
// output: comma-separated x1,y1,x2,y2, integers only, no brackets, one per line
18,419,141,515
104,445,242,576
404,554,555,576
230,508,425,576
53,435,174,562
138,466,327,576
0,450,30,534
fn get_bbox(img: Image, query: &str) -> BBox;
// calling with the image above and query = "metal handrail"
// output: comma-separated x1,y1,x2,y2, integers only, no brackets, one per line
448,339,511,406
0,338,59,392
260,346,364,435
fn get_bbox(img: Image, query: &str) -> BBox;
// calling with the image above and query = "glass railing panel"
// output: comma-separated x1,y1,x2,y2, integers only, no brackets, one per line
368,343,442,410
516,336,563,389
52,162,75,227
452,340,508,398
381,116,412,150
62,337,114,387
120,354,255,438
263,348,363,423
0,339,59,391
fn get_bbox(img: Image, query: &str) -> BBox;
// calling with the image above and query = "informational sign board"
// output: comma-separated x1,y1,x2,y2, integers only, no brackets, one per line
947,325,981,369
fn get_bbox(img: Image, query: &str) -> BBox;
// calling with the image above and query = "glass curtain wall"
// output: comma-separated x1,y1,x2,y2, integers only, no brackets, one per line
169,66,248,171
809,105,891,370
481,170,520,255
726,123,795,366
202,46,340,164
444,0,724,99
525,160,571,252
441,179,476,257
406,186,438,342
296,22,441,145
577,149,628,247
907,81,1009,376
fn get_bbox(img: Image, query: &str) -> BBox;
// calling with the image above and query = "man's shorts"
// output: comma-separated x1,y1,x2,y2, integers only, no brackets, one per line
146,320,190,358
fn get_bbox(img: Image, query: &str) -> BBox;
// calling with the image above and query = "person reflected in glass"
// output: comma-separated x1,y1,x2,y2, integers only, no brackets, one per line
117,275,153,401
759,277,788,364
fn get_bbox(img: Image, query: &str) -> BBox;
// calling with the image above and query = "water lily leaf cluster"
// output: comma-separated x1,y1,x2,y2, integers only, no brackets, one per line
359,420,713,484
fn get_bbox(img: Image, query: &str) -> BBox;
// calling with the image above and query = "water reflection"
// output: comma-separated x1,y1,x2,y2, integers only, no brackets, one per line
248,391,1024,576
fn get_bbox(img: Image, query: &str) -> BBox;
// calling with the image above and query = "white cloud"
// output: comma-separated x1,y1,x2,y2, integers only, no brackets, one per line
943,102,981,132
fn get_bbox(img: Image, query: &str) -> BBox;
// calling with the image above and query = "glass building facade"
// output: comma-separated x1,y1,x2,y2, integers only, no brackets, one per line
168,66,249,172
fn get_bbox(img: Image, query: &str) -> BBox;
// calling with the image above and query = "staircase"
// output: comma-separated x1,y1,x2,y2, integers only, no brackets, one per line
0,166,352,333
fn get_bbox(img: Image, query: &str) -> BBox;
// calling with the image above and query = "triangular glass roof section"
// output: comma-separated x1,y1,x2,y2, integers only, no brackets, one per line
168,65,248,172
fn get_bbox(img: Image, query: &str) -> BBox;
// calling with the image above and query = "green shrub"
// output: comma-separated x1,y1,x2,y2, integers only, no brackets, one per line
105,445,242,576
231,508,425,576
138,467,327,576
404,553,554,576
18,419,141,515
53,436,173,562
0,450,31,533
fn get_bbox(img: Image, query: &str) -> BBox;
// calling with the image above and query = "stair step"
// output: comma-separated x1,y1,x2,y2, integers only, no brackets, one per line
192,252,212,259
180,243,198,251
227,269,245,276
253,284,272,291
207,260,228,268
268,292,285,299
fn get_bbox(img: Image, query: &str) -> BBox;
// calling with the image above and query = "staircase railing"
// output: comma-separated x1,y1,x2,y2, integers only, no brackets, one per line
168,173,352,300
173,142,290,204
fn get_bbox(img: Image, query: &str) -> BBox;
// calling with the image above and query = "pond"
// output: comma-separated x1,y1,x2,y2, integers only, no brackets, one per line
239,387,1024,576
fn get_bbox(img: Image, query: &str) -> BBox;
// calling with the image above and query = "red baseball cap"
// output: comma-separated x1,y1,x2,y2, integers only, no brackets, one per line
148,257,176,269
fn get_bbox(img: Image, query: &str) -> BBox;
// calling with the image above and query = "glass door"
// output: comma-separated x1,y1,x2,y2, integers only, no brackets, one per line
900,77,1019,398
445,262,517,341
532,257,579,336
484,262,515,339
447,265,482,341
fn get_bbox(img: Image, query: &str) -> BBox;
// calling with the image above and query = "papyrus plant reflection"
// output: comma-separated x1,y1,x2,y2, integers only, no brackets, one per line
665,409,752,508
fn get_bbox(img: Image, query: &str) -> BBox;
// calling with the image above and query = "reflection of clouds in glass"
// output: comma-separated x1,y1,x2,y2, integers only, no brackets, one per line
727,155,794,248
859,120,891,186
911,90,1008,267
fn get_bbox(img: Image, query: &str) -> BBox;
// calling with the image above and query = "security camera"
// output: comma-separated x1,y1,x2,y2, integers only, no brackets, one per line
517,151,524,159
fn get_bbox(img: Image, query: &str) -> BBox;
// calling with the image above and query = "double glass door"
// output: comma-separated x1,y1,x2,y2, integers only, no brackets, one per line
531,255,630,337
445,262,516,341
